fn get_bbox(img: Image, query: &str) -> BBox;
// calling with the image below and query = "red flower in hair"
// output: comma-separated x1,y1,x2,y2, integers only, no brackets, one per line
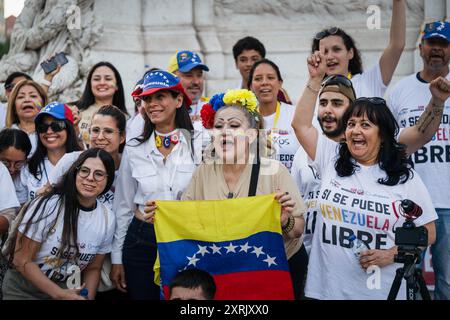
200,103,216,129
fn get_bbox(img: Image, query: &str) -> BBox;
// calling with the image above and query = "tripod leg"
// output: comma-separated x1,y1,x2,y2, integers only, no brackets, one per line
388,268,404,300
415,269,431,300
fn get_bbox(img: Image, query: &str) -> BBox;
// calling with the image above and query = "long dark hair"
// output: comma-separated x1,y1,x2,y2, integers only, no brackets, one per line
135,90,193,144
335,99,413,186
0,128,32,158
76,62,128,115
247,58,283,90
29,118,82,180
312,27,363,76
18,148,115,267
93,105,127,153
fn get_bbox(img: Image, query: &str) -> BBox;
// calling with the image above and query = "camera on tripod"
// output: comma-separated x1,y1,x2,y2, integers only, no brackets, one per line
388,199,431,300
394,199,428,250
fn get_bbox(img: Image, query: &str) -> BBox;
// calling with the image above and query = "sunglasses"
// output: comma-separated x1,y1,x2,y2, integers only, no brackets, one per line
321,75,353,88
354,97,386,105
36,121,67,134
1,159,26,170
314,27,340,40
5,83,14,93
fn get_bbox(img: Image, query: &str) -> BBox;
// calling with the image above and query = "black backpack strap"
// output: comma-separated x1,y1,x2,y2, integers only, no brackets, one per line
248,137,260,197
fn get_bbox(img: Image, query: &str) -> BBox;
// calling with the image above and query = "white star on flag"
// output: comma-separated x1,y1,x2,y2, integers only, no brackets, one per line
240,242,251,253
251,246,265,258
196,245,210,257
210,244,222,255
187,254,200,266
224,242,238,253
263,254,277,267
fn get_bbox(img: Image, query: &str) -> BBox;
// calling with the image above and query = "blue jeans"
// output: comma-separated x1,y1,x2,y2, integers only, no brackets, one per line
122,217,160,300
431,209,450,300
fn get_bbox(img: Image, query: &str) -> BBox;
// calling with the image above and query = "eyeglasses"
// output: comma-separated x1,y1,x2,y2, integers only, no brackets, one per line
77,166,108,182
90,127,119,139
314,27,340,40
1,159,26,170
354,97,386,105
36,121,67,134
321,75,353,88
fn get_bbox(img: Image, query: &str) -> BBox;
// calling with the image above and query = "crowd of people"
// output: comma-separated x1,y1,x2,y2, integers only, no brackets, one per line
0,0,449,300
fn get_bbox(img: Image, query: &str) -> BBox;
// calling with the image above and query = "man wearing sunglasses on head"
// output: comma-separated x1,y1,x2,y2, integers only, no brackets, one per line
290,48,450,299
387,20,450,300
0,72,33,131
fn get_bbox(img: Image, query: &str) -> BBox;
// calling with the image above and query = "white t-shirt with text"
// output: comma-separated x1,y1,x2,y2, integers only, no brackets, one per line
305,135,437,300
387,72,450,209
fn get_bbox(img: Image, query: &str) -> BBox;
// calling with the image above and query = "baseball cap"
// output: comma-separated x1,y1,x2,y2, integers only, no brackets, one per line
167,50,209,73
34,102,74,124
320,75,356,102
422,21,450,41
131,70,192,106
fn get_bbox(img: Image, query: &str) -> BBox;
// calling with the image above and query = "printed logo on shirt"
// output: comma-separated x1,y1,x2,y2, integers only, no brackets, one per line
319,188,398,250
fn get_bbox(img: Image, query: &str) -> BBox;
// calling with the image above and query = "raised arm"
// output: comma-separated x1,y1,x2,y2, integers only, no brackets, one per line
398,77,450,155
291,51,327,161
379,0,406,86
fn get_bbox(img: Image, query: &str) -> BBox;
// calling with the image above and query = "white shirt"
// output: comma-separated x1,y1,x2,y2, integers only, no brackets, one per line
19,196,115,282
126,113,145,143
112,130,201,264
0,163,20,211
351,62,387,98
18,158,55,202
263,102,300,171
387,72,450,209
11,123,38,157
290,147,321,255
0,102,7,131
305,135,438,300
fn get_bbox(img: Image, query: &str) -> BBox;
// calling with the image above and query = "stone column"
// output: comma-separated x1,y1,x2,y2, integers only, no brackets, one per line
193,0,224,96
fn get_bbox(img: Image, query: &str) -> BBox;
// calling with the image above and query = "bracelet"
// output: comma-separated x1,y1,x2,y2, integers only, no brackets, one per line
39,79,52,87
306,82,320,93
282,215,295,235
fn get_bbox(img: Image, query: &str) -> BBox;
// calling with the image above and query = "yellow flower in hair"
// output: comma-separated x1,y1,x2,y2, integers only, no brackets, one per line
223,89,258,113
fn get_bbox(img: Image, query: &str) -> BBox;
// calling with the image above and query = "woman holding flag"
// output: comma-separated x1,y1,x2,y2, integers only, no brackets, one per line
145,89,307,299
112,70,202,299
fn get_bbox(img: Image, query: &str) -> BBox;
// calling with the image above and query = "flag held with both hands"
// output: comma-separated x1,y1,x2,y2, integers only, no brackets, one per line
154,194,294,300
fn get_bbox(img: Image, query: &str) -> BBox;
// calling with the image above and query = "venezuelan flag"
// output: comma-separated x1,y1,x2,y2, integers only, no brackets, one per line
154,194,294,300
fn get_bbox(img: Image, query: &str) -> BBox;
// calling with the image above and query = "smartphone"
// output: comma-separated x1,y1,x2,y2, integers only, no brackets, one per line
40,59,58,74
54,52,69,67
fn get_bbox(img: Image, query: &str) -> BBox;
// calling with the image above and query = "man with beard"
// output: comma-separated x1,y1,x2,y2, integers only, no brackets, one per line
387,20,450,300
168,50,210,131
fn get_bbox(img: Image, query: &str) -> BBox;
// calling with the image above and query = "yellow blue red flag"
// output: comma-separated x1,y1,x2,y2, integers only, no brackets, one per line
154,194,294,300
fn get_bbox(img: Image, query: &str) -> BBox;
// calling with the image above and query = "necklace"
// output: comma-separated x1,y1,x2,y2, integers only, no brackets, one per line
155,129,180,148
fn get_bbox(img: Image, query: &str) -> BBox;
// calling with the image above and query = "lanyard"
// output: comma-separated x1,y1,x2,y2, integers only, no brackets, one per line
265,102,281,142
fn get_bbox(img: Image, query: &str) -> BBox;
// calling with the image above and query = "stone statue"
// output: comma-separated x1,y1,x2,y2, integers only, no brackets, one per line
0,0,102,102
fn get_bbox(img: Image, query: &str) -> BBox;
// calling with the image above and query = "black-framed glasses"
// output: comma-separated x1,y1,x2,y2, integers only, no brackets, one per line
1,159,26,170
89,127,119,139
314,27,340,40
77,166,108,182
354,97,386,105
36,121,67,134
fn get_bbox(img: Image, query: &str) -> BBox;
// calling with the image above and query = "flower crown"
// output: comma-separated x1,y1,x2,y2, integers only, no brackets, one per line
200,89,259,129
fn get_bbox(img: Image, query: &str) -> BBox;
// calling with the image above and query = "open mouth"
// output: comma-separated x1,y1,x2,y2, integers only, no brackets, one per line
43,136,59,143
22,105,36,111
351,138,366,148
327,62,339,68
